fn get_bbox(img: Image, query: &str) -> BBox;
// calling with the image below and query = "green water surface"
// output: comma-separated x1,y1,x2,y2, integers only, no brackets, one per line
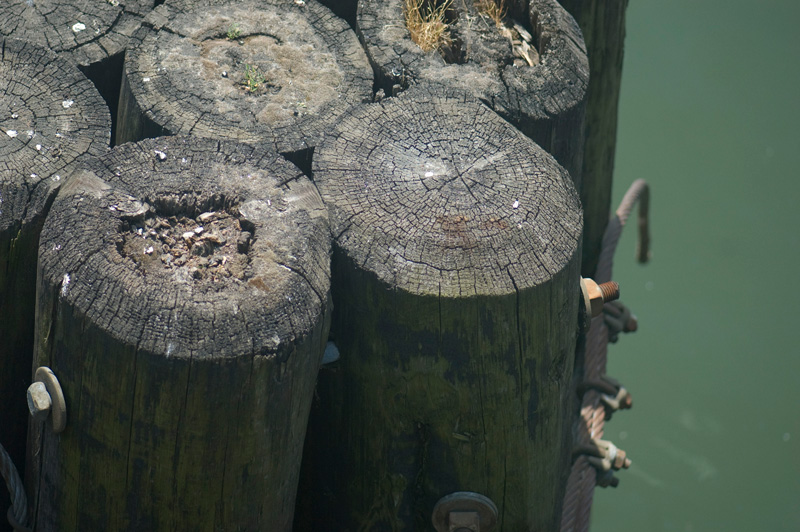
590,0,800,530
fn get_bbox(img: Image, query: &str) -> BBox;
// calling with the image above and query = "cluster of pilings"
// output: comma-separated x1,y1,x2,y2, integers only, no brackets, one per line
0,0,629,530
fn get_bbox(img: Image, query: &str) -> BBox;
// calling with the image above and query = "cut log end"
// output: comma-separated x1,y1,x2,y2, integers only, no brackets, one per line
0,38,111,231
117,0,372,151
313,85,582,298
0,0,154,67
39,136,330,359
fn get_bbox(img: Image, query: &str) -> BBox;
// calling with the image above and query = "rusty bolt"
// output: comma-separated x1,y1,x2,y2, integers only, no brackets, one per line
612,448,631,470
596,439,631,470
27,381,52,424
577,438,632,473
581,278,620,319
600,387,633,414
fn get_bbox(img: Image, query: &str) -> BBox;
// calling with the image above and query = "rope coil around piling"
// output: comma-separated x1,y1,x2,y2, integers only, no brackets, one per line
560,179,650,532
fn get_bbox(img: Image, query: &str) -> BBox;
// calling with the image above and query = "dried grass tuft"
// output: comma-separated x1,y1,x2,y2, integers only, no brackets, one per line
475,0,507,26
404,0,453,53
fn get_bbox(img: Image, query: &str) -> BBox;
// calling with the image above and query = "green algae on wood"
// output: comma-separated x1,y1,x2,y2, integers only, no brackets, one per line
296,85,583,531
29,136,330,531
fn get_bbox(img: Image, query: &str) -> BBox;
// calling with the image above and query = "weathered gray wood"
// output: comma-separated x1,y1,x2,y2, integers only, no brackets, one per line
29,136,331,531
116,0,373,155
0,38,110,507
1,0,154,140
296,86,582,531
356,0,588,186
558,0,630,276
0,0,153,68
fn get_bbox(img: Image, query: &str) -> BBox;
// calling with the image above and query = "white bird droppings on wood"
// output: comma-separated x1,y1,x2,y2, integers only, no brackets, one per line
61,273,71,296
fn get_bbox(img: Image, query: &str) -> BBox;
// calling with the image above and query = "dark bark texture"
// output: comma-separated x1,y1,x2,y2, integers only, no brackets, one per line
0,38,110,505
116,0,373,154
296,86,582,531
0,0,154,68
28,136,331,531
558,0,629,276
357,0,588,186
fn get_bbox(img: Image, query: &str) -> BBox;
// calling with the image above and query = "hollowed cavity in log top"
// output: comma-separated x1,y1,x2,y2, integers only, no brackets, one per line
39,136,331,357
361,0,583,101
312,85,582,297
118,204,258,286
119,0,372,151
403,0,540,67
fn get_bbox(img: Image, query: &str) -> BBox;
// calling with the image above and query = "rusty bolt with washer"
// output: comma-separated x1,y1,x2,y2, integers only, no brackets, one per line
581,277,620,318
26,366,67,433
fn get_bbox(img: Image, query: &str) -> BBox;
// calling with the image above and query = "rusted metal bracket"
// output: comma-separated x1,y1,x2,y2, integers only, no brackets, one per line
432,492,498,532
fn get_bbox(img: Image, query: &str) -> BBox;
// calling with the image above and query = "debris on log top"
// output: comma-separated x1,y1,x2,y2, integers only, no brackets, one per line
123,0,373,152
0,38,110,233
313,85,582,298
357,0,588,124
0,0,154,67
39,136,330,359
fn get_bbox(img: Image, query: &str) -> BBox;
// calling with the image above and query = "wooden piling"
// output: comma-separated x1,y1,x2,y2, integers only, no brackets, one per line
356,0,589,186
0,38,110,513
557,0,630,276
116,0,373,156
28,136,331,531
296,86,583,531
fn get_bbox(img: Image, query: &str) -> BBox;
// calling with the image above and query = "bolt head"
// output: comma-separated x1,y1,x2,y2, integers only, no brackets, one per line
27,381,52,423
581,278,605,317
